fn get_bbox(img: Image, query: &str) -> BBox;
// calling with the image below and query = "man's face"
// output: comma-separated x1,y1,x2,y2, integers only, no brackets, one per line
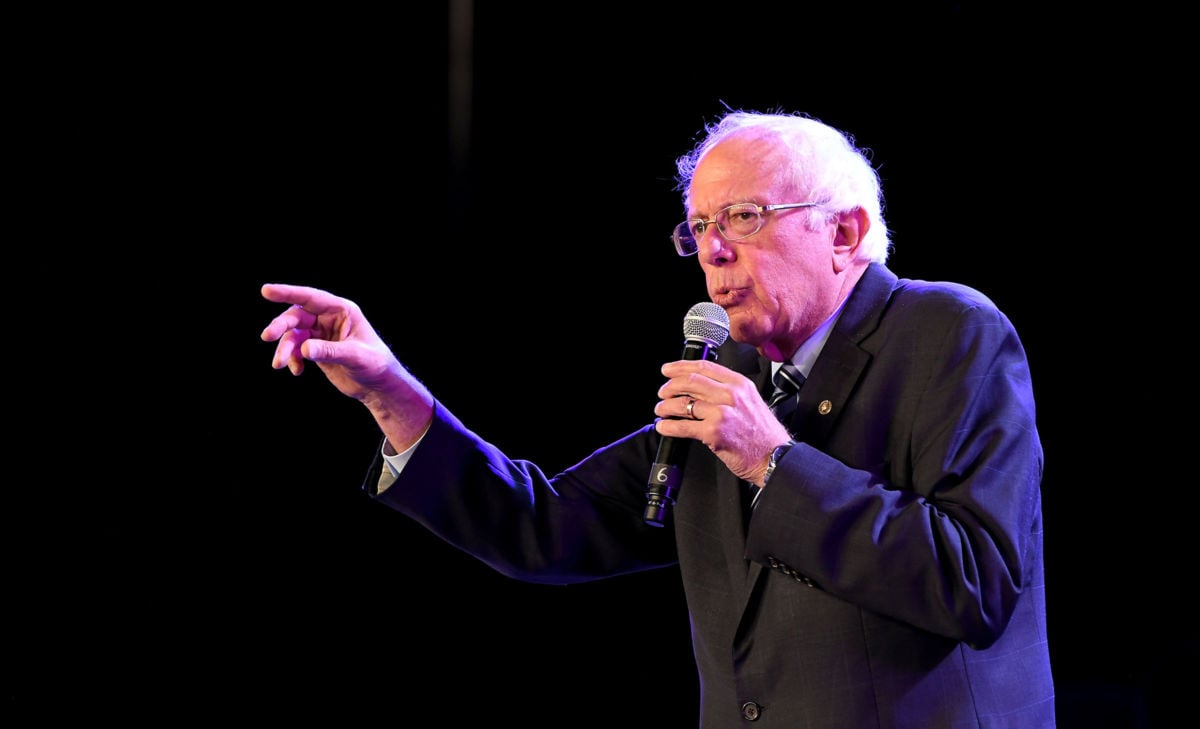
688,135,837,362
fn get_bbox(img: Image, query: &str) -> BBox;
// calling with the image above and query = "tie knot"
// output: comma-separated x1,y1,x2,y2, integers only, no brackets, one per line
769,363,805,408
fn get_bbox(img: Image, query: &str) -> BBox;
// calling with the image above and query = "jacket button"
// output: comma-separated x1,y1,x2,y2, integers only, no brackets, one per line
740,701,762,721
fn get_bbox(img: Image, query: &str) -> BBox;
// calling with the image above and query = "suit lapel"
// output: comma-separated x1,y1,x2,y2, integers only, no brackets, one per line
784,264,895,445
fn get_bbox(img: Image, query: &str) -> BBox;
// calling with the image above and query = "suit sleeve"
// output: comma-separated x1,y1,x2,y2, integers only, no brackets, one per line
747,295,1044,649
363,401,678,584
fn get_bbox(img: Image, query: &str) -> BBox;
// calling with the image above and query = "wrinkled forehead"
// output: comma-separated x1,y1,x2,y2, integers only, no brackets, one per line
687,132,793,212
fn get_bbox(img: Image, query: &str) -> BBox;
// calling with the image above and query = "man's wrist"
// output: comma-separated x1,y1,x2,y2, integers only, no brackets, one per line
763,440,796,486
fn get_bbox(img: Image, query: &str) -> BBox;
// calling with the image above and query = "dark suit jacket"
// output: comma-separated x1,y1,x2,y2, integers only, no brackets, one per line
366,263,1055,728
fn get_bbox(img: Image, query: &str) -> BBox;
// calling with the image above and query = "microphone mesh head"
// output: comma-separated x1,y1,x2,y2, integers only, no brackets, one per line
683,302,730,347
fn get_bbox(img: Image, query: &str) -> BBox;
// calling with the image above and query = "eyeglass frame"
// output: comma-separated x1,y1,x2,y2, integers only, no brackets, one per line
671,201,823,256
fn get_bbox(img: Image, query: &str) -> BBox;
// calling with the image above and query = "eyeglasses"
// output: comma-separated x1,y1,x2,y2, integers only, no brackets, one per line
671,202,823,256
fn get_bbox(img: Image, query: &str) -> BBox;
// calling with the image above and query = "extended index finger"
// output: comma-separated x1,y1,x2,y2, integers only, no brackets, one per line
260,282,336,309
259,283,333,341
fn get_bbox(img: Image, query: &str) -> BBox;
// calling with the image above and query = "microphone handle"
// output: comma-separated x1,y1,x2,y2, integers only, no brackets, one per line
644,339,718,527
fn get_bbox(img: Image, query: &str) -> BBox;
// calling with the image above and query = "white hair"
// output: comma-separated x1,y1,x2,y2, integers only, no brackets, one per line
675,110,892,263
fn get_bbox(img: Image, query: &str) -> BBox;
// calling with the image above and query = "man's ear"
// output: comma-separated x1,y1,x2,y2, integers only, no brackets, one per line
831,206,869,272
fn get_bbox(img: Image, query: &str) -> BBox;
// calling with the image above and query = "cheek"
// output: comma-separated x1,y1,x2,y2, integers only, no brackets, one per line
782,243,827,279
759,250,822,306
752,254,803,294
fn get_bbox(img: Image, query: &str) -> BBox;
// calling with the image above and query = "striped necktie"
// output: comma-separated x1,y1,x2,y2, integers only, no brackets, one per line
768,362,805,424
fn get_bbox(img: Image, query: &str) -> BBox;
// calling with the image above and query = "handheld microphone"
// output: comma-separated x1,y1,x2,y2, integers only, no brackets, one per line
644,301,730,527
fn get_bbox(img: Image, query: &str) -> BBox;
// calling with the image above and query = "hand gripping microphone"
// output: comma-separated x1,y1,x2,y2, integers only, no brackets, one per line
644,302,731,527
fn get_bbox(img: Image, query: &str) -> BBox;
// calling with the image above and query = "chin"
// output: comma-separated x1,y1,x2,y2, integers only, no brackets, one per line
728,321,760,347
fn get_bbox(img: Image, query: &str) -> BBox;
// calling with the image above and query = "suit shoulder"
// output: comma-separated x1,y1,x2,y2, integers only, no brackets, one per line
893,277,1002,316
882,278,1023,344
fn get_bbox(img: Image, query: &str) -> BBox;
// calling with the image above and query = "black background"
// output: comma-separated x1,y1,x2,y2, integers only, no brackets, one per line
9,3,1196,727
